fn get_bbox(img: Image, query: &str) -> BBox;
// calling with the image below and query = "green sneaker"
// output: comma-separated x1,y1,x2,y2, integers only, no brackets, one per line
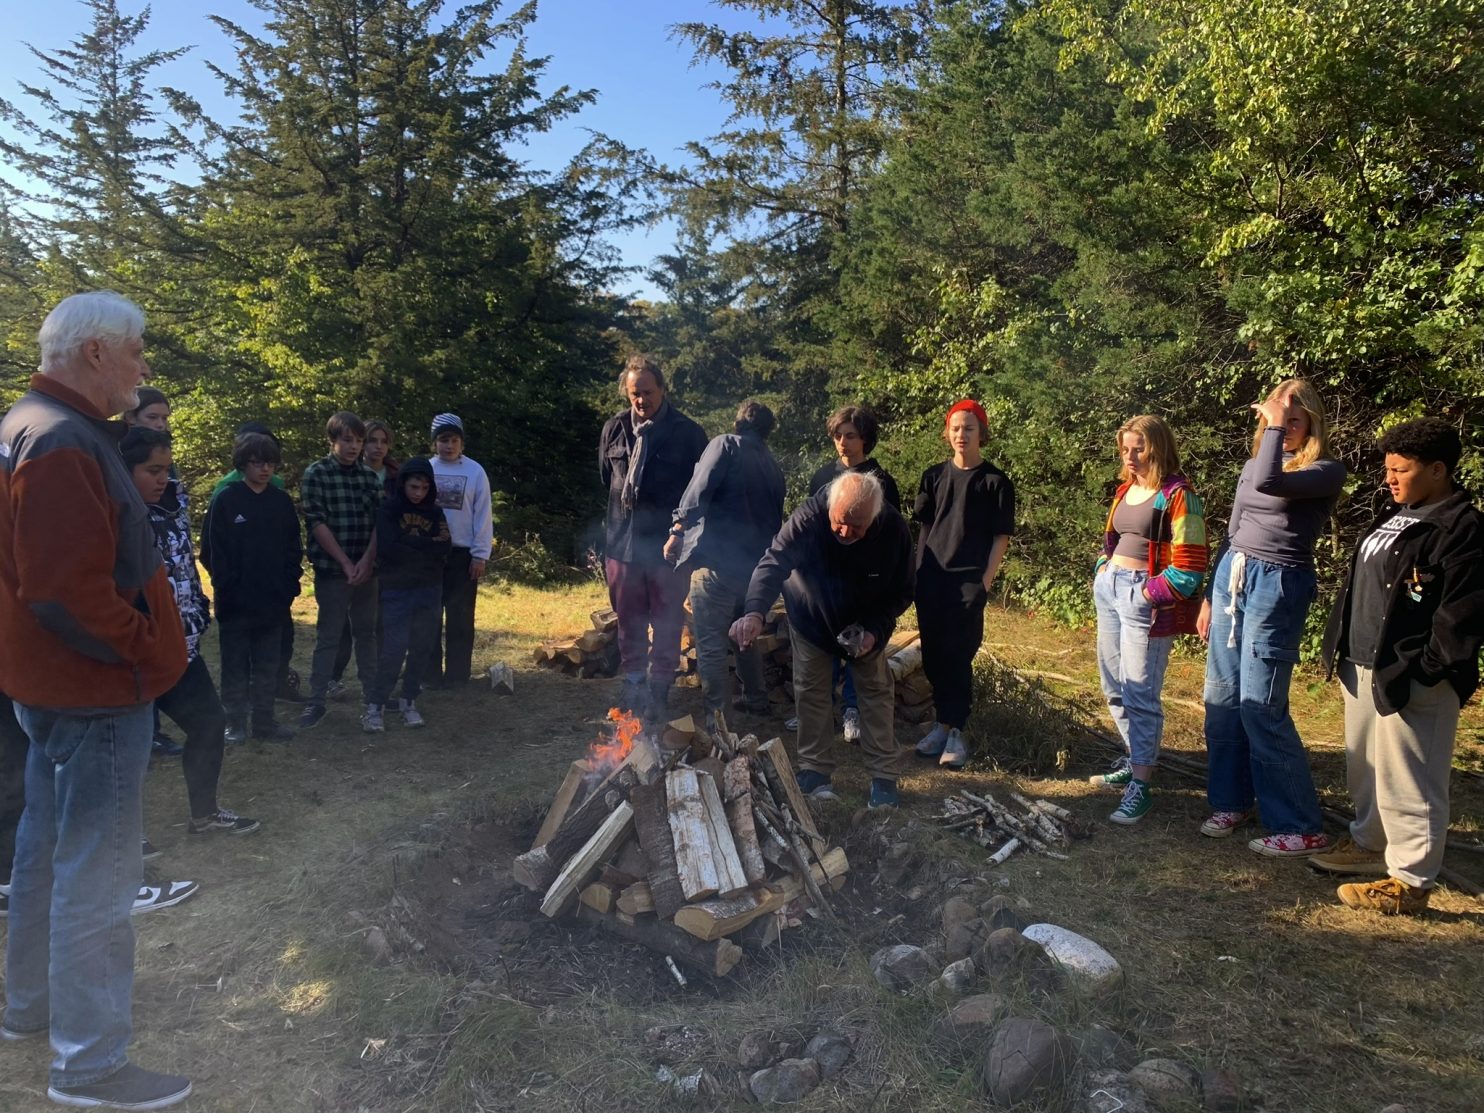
1109,779,1152,825
1088,756,1132,790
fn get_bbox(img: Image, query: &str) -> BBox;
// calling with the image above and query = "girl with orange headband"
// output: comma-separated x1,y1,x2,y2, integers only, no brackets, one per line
912,399,1016,769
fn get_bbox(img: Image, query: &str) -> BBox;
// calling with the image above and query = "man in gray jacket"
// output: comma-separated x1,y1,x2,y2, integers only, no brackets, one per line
664,401,786,731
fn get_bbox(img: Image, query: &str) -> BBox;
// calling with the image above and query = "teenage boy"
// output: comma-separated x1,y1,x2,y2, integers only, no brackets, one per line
124,427,260,834
1314,418,1484,914
299,412,383,729
367,457,451,730
201,432,303,742
427,414,493,688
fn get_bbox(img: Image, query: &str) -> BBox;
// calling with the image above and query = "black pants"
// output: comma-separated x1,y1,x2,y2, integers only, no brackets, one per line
916,567,988,729
277,610,296,689
430,547,477,686
0,694,28,885
221,609,286,729
155,655,228,819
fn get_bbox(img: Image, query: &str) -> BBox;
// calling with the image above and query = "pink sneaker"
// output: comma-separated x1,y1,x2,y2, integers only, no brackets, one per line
1248,832,1332,858
1199,810,1251,838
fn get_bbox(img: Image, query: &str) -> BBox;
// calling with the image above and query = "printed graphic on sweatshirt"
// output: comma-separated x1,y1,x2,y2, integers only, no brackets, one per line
1360,514,1422,563
434,474,467,512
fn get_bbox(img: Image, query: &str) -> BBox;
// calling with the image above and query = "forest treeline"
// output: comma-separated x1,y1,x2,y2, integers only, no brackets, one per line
2,0,1481,638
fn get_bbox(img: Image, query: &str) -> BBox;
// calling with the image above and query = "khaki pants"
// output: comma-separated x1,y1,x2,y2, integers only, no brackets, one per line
791,627,901,782
1340,660,1461,889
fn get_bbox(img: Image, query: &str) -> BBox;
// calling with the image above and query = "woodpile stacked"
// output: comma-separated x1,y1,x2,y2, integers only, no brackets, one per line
930,790,1093,865
512,712,849,978
533,608,621,678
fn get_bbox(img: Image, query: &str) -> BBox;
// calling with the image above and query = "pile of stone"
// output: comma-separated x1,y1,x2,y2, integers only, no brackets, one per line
868,889,1245,1112
511,713,849,978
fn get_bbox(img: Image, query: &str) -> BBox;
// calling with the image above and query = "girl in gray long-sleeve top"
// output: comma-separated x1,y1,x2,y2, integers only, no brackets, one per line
1197,379,1346,856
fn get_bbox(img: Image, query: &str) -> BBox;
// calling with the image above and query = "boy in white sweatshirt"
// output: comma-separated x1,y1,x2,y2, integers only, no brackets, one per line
427,413,493,686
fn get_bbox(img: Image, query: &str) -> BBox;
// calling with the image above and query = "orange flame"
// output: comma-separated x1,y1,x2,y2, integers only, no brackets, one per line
586,707,642,776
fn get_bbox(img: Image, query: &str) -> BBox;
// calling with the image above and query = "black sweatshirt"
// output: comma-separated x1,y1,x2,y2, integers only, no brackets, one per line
200,482,303,620
744,492,914,657
375,457,452,590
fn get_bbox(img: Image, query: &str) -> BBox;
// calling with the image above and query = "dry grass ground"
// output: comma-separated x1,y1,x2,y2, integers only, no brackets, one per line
1,584,1480,1112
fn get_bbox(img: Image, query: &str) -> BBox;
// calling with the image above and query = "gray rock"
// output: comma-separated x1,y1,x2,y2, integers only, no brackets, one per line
939,957,976,995
942,894,979,938
945,917,990,962
363,926,392,965
804,1032,851,1079
1022,923,1124,993
1199,1068,1242,1112
870,944,934,990
1465,1034,1484,1059
935,992,1009,1044
879,842,916,886
749,1058,821,1104
982,1016,1070,1103
654,1065,718,1103
738,1030,776,1071
1378,1106,1410,1113
979,894,1026,932
975,927,1058,989
1070,1025,1134,1070
1129,1058,1201,1108
1085,1070,1153,1113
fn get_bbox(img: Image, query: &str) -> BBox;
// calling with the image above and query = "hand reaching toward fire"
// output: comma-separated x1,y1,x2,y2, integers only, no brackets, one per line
729,611,765,650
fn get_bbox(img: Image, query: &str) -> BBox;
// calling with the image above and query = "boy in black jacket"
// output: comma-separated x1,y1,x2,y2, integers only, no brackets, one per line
1313,418,1484,914
366,457,451,731
201,433,303,742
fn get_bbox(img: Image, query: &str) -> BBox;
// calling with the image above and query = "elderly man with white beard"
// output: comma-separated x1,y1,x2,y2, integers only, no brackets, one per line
730,470,914,809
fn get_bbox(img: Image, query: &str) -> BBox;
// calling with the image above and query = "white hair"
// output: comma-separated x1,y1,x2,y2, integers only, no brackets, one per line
38,291,145,372
826,469,884,521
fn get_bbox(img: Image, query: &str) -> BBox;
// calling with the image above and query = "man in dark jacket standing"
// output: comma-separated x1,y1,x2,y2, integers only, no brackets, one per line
599,354,708,723
731,471,914,809
0,292,192,1108
664,401,786,731
1312,418,1484,914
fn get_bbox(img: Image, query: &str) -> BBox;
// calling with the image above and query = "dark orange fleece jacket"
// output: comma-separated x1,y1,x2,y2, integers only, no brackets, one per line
0,375,186,709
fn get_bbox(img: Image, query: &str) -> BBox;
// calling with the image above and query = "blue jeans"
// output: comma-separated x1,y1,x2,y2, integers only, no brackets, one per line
1203,551,1323,834
4,701,152,1087
371,585,441,706
1094,566,1172,768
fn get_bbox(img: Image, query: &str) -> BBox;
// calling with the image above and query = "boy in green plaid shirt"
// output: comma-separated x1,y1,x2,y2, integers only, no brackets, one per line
298,411,383,731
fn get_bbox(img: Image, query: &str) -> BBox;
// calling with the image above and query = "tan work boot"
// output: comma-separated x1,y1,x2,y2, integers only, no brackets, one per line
1336,876,1430,915
1308,835,1385,876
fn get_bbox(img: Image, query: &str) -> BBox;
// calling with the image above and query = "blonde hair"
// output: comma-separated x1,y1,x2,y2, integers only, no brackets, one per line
1116,414,1180,488
1251,378,1330,471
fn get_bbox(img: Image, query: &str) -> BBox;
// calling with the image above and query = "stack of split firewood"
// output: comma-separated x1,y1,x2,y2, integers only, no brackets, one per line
512,711,849,979
931,790,1092,865
533,609,621,679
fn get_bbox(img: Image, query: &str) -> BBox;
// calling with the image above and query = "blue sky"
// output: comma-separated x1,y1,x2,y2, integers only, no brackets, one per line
0,0,747,300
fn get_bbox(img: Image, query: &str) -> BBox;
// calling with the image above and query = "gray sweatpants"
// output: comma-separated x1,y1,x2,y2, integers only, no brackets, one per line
1339,660,1461,889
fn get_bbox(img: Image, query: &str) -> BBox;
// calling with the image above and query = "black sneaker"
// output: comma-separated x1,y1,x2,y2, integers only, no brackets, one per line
252,721,295,742
224,723,248,745
276,669,307,703
132,881,198,915
141,838,162,862
188,808,260,836
297,704,327,730
48,1063,192,1110
0,880,8,920
151,734,184,759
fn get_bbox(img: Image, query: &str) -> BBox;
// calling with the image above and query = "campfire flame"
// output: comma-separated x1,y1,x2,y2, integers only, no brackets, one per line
586,707,643,778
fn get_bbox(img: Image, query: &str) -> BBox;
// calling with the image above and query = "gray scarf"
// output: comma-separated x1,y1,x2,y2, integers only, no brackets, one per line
620,404,664,512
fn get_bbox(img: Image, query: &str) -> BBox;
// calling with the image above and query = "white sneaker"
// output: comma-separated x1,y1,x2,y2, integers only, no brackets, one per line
361,704,385,733
939,728,969,770
915,723,950,759
841,708,861,743
132,881,198,914
400,699,425,729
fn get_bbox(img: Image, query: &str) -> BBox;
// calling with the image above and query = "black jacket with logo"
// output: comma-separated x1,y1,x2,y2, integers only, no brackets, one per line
1323,488,1484,714
375,457,451,590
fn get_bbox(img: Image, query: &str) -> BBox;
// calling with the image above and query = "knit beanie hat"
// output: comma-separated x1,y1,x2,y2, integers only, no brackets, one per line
431,412,464,438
